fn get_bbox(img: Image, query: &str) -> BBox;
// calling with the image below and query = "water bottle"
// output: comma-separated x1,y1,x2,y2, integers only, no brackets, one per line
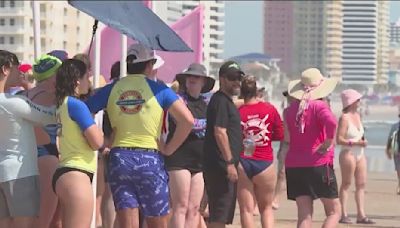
243,135,256,157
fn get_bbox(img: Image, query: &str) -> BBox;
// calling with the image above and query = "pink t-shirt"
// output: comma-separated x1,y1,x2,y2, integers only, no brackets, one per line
285,100,337,168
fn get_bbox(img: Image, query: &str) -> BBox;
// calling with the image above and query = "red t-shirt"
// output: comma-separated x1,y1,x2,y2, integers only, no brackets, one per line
238,102,284,161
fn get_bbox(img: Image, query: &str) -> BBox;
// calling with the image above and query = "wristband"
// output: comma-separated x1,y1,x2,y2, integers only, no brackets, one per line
348,140,353,147
226,158,235,165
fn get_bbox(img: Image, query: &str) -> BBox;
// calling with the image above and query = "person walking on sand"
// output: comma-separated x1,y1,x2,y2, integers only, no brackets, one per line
166,63,215,228
336,89,375,225
203,61,244,228
237,75,283,228
285,68,341,228
386,112,400,195
272,91,294,210
0,50,56,228
53,59,104,228
85,43,194,228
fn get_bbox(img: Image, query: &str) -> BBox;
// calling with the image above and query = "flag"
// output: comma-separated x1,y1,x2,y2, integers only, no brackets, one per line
155,5,204,83
142,0,152,9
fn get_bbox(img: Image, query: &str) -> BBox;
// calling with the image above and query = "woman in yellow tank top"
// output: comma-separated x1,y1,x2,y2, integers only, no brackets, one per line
53,59,104,228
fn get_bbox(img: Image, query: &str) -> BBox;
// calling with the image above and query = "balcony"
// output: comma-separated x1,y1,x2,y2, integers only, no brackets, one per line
0,26,25,34
0,44,25,53
0,7,25,16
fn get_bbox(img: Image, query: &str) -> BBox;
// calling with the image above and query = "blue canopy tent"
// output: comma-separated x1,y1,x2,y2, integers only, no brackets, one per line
68,0,192,52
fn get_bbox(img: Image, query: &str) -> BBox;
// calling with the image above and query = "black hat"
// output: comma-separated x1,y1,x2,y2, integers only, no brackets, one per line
219,61,244,78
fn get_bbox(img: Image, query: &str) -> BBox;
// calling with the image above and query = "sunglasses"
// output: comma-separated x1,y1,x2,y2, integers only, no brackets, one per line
225,73,244,82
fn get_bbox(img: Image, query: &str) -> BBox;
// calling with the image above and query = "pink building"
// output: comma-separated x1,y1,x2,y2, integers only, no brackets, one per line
263,1,293,75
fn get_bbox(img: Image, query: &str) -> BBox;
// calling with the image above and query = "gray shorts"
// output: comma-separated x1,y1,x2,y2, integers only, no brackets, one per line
0,176,40,219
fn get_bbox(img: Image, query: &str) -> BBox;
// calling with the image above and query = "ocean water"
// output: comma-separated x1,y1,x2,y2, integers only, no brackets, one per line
272,121,397,173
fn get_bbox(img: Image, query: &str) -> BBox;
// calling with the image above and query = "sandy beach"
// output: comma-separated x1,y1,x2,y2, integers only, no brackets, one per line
228,171,400,228
226,99,400,227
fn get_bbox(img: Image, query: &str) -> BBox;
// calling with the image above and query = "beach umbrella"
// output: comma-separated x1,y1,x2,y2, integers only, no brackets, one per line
68,0,192,52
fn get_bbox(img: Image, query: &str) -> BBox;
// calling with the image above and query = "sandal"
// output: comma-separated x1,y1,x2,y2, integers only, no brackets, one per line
356,217,375,224
339,216,353,224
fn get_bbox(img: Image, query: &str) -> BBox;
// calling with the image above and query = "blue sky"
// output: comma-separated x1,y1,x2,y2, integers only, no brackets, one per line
224,1,400,59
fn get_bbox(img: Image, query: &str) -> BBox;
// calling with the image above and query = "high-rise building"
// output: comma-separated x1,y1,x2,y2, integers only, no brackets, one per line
325,1,343,80
263,1,343,80
341,1,389,85
263,1,293,74
0,1,92,63
390,18,400,44
154,1,225,77
376,1,390,84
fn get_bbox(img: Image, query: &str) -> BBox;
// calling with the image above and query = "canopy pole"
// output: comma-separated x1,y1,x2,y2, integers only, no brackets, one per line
120,34,127,78
90,21,101,228
32,0,41,60
93,22,101,88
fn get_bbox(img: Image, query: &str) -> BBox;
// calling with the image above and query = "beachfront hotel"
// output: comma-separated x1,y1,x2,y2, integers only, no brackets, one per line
263,1,343,81
0,0,92,63
342,1,390,85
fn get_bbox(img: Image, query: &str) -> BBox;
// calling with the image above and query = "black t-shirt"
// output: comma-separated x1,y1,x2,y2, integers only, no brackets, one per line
102,111,113,138
164,93,207,172
203,91,243,172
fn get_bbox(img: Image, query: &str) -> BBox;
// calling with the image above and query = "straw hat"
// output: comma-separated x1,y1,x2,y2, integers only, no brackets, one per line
176,63,215,93
288,68,338,100
341,89,362,110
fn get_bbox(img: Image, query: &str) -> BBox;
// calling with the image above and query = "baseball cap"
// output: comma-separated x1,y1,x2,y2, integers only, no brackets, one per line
219,60,244,78
47,50,68,61
127,43,156,64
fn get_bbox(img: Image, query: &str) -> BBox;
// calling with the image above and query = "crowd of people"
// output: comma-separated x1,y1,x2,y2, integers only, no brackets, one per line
1,42,398,228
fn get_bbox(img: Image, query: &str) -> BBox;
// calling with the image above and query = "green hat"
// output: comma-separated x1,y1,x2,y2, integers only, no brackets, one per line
33,54,62,82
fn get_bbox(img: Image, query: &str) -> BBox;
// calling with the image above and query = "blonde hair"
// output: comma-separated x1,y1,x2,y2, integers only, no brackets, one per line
170,80,179,93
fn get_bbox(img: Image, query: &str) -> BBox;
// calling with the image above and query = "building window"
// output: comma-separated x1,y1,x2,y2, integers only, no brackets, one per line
63,24,67,33
10,0,15,7
64,8,67,16
63,41,67,49
29,37,33,45
0,18,4,26
76,10,80,18
0,0,4,8
0,37,4,44
9,36,14,44
76,26,80,35
9,18,14,26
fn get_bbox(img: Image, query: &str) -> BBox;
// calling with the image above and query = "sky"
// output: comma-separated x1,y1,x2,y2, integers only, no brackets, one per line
223,1,400,60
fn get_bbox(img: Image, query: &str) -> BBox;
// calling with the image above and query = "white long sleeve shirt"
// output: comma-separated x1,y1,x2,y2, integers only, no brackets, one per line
0,93,56,182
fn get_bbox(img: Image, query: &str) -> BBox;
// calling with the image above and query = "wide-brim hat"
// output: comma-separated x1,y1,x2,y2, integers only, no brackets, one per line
176,63,215,93
127,43,155,64
288,68,338,100
341,89,362,110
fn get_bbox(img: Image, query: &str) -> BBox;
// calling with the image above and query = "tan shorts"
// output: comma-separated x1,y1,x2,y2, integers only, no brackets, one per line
0,176,40,219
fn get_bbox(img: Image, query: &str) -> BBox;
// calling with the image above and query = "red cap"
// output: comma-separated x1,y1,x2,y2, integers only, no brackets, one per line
19,64,32,73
